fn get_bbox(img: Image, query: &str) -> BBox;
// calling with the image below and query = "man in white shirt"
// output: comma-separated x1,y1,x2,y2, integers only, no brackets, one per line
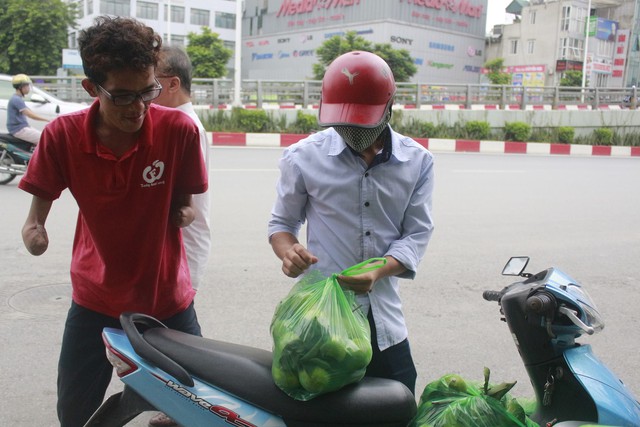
150,45,212,427
154,45,212,291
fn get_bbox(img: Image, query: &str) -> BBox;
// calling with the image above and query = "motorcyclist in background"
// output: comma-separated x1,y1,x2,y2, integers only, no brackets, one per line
7,74,50,145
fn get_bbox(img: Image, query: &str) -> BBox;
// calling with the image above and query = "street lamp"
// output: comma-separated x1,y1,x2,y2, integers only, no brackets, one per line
581,0,592,90
167,0,172,44
233,0,243,107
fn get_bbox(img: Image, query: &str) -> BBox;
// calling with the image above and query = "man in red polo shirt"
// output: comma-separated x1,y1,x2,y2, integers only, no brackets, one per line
18,16,208,427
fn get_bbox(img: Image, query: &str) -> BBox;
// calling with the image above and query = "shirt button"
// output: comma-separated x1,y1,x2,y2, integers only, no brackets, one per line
364,172,369,177
364,202,370,207
365,231,371,236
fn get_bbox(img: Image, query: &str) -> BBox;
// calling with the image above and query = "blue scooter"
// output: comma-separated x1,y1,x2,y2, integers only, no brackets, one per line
0,133,33,185
85,314,416,427
483,257,640,426
84,258,640,426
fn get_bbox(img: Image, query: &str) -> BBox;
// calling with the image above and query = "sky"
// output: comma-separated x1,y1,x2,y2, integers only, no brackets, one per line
486,0,515,32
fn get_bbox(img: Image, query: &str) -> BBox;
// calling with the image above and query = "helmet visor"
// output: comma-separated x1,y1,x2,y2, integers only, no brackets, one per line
319,98,393,128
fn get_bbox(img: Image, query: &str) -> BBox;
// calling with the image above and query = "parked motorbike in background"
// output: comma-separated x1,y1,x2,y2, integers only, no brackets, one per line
0,133,32,185
84,257,640,426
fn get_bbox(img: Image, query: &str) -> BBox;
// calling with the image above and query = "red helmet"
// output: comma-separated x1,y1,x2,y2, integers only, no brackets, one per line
318,51,396,128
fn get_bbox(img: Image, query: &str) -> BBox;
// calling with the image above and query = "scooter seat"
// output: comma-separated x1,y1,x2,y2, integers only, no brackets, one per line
144,328,417,427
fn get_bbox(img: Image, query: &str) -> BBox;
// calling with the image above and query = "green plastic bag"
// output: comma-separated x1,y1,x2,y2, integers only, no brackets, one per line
270,258,386,401
409,373,540,427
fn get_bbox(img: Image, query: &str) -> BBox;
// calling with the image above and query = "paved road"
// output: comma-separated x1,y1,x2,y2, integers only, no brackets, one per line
1,148,639,425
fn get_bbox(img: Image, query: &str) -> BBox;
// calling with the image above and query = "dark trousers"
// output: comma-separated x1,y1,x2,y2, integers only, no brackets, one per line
365,310,417,395
57,301,202,427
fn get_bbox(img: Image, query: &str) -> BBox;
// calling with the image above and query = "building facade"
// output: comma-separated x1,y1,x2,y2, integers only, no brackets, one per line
65,0,237,75
241,0,489,83
485,0,636,88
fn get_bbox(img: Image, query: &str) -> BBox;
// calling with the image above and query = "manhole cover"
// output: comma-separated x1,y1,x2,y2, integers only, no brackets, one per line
8,283,72,318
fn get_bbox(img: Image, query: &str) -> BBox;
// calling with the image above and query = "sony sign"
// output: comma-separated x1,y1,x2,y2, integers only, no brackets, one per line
391,36,413,45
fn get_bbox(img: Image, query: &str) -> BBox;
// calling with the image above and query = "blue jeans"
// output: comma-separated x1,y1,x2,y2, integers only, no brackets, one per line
56,301,201,427
365,310,417,395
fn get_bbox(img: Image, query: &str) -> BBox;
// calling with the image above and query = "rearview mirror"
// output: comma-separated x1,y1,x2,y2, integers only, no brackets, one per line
502,257,530,276
30,94,48,104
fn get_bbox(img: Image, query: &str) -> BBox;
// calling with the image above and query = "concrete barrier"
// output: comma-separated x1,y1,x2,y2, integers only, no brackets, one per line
207,132,640,158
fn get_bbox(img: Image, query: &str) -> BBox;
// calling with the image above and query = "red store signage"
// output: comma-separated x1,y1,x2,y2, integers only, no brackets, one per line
400,0,484,19
277,0,361,17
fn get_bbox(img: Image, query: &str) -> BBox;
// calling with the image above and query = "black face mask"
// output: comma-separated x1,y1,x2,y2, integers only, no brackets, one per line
333,111,391,152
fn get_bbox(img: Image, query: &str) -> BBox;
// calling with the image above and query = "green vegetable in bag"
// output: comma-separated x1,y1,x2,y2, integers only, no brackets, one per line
270,258,386,401
409,369,540,427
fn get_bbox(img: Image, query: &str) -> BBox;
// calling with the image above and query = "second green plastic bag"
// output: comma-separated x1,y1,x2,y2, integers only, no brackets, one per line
409,370,539,427
270,258,386,401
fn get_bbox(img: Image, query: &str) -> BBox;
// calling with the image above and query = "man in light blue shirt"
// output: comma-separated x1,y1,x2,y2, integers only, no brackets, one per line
268,51,434,394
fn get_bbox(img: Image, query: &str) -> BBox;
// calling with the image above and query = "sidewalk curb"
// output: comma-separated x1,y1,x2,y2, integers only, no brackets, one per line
207,132,640,158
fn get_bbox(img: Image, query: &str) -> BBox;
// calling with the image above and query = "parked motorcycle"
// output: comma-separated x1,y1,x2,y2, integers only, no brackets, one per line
0,133,32,185
85,258,640,426
482,257,640,427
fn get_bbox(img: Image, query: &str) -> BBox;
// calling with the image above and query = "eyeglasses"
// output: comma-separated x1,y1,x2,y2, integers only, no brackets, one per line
95,78,163,106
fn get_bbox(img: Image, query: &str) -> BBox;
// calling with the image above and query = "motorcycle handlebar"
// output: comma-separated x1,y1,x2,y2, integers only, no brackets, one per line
526,293,556,314
483,290,502,302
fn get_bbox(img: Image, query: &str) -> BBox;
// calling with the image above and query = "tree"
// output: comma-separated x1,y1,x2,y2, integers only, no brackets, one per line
560,70,582,87
186,27,233,78
0,0,76,75
371,43,417,83
311,31,417,82
484,58,512,85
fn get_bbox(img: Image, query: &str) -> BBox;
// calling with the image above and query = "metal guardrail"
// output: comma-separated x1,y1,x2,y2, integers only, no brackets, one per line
31,75,638,110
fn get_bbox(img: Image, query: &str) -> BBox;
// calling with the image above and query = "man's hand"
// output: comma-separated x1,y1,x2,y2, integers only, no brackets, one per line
22,223,49,256
22,196,53,256
171,205,195,228
170,194,194,227
338,270,379,294
338,257,406,294
270,232,319,278
280,242,318,278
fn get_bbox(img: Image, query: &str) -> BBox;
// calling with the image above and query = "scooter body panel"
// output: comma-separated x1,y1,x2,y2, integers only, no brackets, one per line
104,328,286,427
565,345,640,426
0,133,33,162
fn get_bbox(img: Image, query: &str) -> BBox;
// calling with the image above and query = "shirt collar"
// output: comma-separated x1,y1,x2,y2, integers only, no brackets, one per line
80,100,155,155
